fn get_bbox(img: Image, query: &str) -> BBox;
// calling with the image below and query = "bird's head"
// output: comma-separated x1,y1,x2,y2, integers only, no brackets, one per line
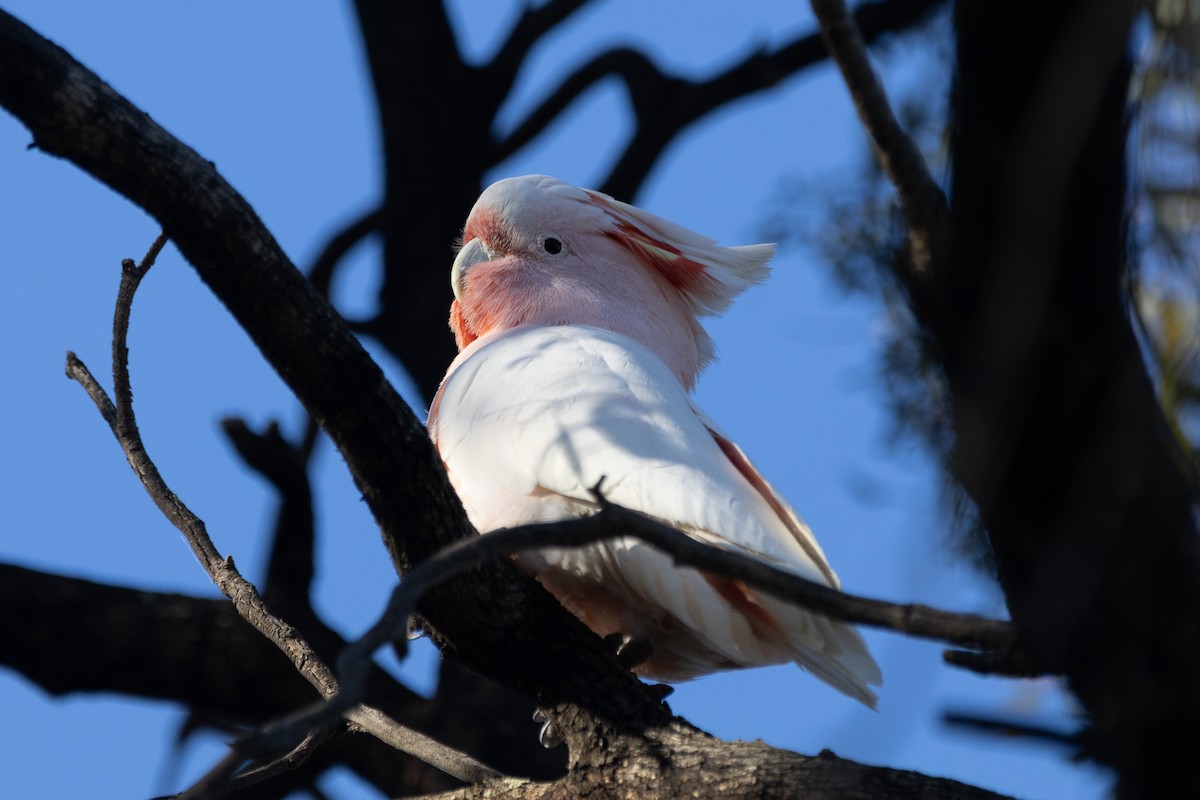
449,174,774,388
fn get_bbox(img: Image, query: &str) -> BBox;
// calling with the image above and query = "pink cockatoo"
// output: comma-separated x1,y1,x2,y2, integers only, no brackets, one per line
428,175,881,706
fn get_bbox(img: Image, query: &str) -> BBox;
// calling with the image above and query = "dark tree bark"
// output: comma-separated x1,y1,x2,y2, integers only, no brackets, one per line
935,0,1200,794
0,6,1007,798
350,0,948,402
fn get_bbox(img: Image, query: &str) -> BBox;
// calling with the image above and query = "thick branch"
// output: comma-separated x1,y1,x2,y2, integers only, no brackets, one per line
0,12,1013,797
66,250,496,787
0,6,666,729
351,0,485,399
808,0,1200,791
423,740,1012,800
493,0,947,199
0,562,312,715
0,562,552,795
579,0,945,200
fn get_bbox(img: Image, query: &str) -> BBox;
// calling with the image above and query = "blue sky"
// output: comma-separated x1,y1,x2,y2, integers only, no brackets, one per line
0,2,1110,797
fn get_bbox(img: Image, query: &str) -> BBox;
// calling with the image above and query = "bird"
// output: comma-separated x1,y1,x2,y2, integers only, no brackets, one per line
428,174,882,707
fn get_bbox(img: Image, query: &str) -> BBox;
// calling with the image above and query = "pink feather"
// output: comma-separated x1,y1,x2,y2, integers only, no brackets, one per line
433,175,881,705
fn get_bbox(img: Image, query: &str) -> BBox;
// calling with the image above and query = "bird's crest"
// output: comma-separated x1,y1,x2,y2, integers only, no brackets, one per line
582,188,774,317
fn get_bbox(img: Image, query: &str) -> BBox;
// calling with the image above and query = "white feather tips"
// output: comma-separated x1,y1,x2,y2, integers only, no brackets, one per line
432,325,882,705
581,187,774,316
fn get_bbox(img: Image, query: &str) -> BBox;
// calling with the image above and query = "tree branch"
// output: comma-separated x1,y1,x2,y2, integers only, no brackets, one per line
489,0,594,84
350,0,484,399
221,418,316,609
810,0,949,300
492,47,661,168
305,207,381,304
374,491,1016,675
0,12,1017,796
809,0,1200,790
493,0,948,197
602,0,947,200
64,244,499,790
0,6,666,732
0,561,543,795
0,562,311,714
237,479,1019,786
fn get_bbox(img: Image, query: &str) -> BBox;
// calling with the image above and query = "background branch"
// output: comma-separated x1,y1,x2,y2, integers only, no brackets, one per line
489,0,592,84
805,0,1200,791
221,418,316,610
810,0,949,297
65,246,498,789
0,0,1118,795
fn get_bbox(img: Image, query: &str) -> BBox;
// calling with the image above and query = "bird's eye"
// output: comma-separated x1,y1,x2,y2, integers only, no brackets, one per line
543,237,563,255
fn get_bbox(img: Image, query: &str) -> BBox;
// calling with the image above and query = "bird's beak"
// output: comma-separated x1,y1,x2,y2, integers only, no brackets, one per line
451,238,495,300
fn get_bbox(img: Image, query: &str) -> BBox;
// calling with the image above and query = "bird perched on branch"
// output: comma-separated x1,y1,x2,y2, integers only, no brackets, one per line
428,175,881,706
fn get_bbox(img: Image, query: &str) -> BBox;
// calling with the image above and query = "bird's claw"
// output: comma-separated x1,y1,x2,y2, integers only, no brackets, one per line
603,632,653,671
532,708,563,749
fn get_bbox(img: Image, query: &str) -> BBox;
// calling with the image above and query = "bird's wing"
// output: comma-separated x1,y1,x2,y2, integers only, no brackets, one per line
431,324,880,702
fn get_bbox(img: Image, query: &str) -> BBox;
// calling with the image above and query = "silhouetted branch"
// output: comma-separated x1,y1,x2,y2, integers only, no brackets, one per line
944,711,1080,749
944,643,1049,678
64,241,500,792
603,0,946,199
350,0,481,399
490,0,593,83
222,418,316,608
0,560,521,796
810,0,949,299
494,0,947,200
306,207,381,303
493,47,662,168
250,477,1018,772
0,562,312,712
0,12,1012,797
181,724,342,800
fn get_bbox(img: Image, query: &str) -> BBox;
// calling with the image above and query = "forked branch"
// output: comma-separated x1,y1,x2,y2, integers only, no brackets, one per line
64,237,499,796
245,479,1024,770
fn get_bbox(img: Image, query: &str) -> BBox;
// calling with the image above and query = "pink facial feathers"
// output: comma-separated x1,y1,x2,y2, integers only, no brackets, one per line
430,175,881,705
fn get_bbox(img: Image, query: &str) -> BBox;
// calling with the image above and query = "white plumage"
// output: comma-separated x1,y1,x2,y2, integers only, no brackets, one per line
430,323,881,705
432,175,881,706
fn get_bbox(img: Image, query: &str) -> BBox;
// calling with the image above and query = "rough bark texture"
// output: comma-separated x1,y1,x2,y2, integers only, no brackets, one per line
0,8,999,799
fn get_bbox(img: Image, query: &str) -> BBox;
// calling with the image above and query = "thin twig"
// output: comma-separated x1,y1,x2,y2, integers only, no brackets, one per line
366,484,1016,663
810,0,950,285
943,711,1080,748
494,0,947,201
221,418,316,604
184,722,343,799
248,480,1022,754
306,207,380,301
65,237,501,794
490,0,591,85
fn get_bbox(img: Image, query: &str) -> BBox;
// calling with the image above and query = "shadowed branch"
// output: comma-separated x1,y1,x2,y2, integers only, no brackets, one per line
493,0,947,201
65,238,500,794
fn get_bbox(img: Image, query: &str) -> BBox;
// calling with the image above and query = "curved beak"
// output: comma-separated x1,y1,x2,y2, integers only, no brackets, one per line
451,238,495,300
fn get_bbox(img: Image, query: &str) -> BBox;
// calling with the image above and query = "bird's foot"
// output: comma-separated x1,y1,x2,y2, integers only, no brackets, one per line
532,708,563,749
602,632,654,671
